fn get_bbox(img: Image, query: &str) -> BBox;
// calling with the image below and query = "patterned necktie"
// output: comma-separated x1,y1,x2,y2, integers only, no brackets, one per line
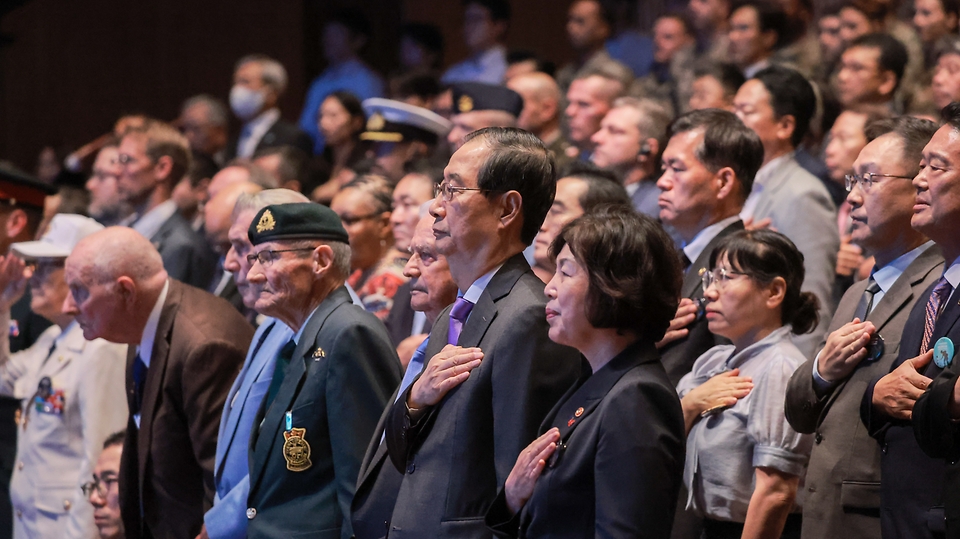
448,297,475,345
852,276,881,322
921,277,954,354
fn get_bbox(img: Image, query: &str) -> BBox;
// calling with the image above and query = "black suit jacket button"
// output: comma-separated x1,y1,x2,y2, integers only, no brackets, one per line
815,433,823,444
407,462,416,474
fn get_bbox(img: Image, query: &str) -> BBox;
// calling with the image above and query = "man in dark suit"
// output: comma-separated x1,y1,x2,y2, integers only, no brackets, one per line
352,214,458,539
243,203,401,539
383,127,581,539
62,227,253,539
118,121,218,289
226,55,312,160
655,108,764,385
785,116,942,539
899,103,960,538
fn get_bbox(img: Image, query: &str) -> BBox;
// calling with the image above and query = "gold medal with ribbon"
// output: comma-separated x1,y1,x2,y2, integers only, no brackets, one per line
282,427,312,472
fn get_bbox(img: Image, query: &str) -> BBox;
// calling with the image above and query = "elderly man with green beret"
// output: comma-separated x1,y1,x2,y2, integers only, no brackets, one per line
242,202,402,539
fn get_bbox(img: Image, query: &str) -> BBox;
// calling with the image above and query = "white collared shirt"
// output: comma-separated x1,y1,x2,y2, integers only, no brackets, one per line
134,279,169,428
237,108,281,159
682,215,741,269
131,199,179,243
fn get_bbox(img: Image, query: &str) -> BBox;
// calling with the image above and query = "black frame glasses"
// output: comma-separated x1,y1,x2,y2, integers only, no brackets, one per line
81,475,118,498
246,248,316,267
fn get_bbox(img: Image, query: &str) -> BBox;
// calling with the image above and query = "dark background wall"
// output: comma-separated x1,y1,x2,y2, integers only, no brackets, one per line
0,0,648,173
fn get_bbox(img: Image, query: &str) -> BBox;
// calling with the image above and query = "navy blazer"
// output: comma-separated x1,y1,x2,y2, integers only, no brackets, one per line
861,276,959,538
246,288,401,539
485,340,685,538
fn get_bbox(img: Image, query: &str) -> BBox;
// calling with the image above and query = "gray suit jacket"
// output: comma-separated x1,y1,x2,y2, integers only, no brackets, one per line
784,245,943,539
383,254,582,539
749,155,839,356
152,212,218,290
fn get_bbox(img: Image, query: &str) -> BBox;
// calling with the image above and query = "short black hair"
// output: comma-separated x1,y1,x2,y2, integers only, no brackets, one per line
848,33,908,90
559,162,632,211
943,101,960,131
464,127,556,245
328,8,373,41
657,11,695,36
103,430,126,449
463,0,511,21
710,229,820,335
751,65,817,147
693,61,746,100
864,116,937,174
551,205,681,341
730,0,790,48
667,109,764,200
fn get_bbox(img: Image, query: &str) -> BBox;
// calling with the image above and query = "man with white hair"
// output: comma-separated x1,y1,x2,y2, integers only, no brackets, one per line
63,227,253,539
228,55,312,160
0,214,127,539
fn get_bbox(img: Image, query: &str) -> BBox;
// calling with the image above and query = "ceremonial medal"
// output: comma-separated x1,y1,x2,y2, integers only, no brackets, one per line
282,427,312,472
312,347,325,360
865,334,885,362
574,407,583,417
934,337,955,369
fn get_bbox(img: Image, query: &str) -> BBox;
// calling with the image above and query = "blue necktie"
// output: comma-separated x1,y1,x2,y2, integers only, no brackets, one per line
395,337,429,403
132,352,147,417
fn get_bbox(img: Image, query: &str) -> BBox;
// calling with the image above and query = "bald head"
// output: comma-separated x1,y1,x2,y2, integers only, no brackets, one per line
507,72,562,136
204,181,263,254
71,227,166,285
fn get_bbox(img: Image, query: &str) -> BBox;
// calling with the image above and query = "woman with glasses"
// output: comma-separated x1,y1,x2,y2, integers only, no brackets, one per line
486,207,686,538
677,229,817,539
330,174,408,320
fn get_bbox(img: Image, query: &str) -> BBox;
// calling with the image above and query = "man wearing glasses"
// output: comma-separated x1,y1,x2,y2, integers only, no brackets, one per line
0,214,127,539
84,431,126,539
243,203,400,539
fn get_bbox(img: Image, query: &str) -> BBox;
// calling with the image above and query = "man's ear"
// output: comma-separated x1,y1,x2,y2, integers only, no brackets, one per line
153,155,174,185
775,114,797,145
312,244,335,276
877,69,898,98
498,190,523,231
5,209,28,240
115,276,137,306
715,167,738,200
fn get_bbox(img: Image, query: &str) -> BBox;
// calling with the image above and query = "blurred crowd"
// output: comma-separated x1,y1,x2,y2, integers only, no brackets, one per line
2,0,960,538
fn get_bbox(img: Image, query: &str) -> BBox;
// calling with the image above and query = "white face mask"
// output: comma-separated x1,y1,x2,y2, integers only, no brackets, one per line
230,85,265,121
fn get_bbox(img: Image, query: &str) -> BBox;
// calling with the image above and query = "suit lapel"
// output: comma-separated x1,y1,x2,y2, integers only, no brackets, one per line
455,254,530,348
681,220,744,298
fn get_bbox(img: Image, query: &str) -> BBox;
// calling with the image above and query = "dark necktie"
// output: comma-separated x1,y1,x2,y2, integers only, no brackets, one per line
132,352,147,417
448,297,475,345
921,277,954,354
264,339,297,411
680,251,692,273
852,276,881,322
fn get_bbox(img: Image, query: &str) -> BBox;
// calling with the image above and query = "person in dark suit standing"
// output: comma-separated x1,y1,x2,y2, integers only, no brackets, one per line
243,203,401,539
62,227,253,539
785,116,942,539
486,207,686,538
383,127,581,539
655,109,764,385
117,121,218,290
893,102,960,538
227,55,313,160
860,103,960,539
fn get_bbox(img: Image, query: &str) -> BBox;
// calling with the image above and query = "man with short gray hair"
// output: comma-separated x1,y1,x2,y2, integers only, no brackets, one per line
228,55,312,160
243,203,401,539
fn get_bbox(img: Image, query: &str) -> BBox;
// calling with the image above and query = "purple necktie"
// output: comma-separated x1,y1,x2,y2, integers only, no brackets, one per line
448,297,475,345
921,277,954,354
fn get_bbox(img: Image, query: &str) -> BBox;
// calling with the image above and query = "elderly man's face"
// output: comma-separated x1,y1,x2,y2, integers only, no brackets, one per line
62,256,125,342
404,217,458,319
246,241,318,318
657,128,726,240
88,444,123,539
429,138,504,265
116,134,158,207
224,209,261,309
914,125,960,241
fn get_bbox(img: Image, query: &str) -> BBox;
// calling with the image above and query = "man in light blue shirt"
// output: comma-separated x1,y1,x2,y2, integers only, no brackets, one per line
299,9,385,154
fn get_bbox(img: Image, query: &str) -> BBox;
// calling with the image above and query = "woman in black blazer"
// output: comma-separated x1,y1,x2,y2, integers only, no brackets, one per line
486,206,687,538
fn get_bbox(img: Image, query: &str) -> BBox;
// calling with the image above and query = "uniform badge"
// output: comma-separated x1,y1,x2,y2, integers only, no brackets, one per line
282,427,312,472
312,347,325,359
256,210,276,233
32,376,65,415
458,95,474,113
366,112,386,131
935,337,955,369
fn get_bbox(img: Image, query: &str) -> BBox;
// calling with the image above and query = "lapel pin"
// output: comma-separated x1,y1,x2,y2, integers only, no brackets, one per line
312,347,325,360
934,337,955,369
567,418,575,427
574,407,584,418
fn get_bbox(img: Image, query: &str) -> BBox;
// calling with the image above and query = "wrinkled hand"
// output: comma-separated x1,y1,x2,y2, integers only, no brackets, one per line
683,368,754,416
657,298,699,349
505,428,560,516
0,255,26,309
743,216,774,232
836,235,864,278
818,320,876,382
872,351,933,420
408,345,483,409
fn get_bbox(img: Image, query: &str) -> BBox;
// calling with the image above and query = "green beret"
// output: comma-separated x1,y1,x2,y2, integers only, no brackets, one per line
248,203,349,246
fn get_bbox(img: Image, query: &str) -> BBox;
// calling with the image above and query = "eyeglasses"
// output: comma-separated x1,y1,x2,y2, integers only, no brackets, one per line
434,182,487,201
81,475,118,498
701,267,748,291
116,154,140,166
246,248,316,267
339,212,383,227
844,172,914,192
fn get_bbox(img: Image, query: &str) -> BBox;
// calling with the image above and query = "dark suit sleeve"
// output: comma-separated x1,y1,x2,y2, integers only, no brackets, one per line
181,340,246,509
489,303,580,486
160,234,217,290
485,489,522,538
385,378,434,473
913,370,960,460
785,358,830,434
325,322,401,539
594,375,685,538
